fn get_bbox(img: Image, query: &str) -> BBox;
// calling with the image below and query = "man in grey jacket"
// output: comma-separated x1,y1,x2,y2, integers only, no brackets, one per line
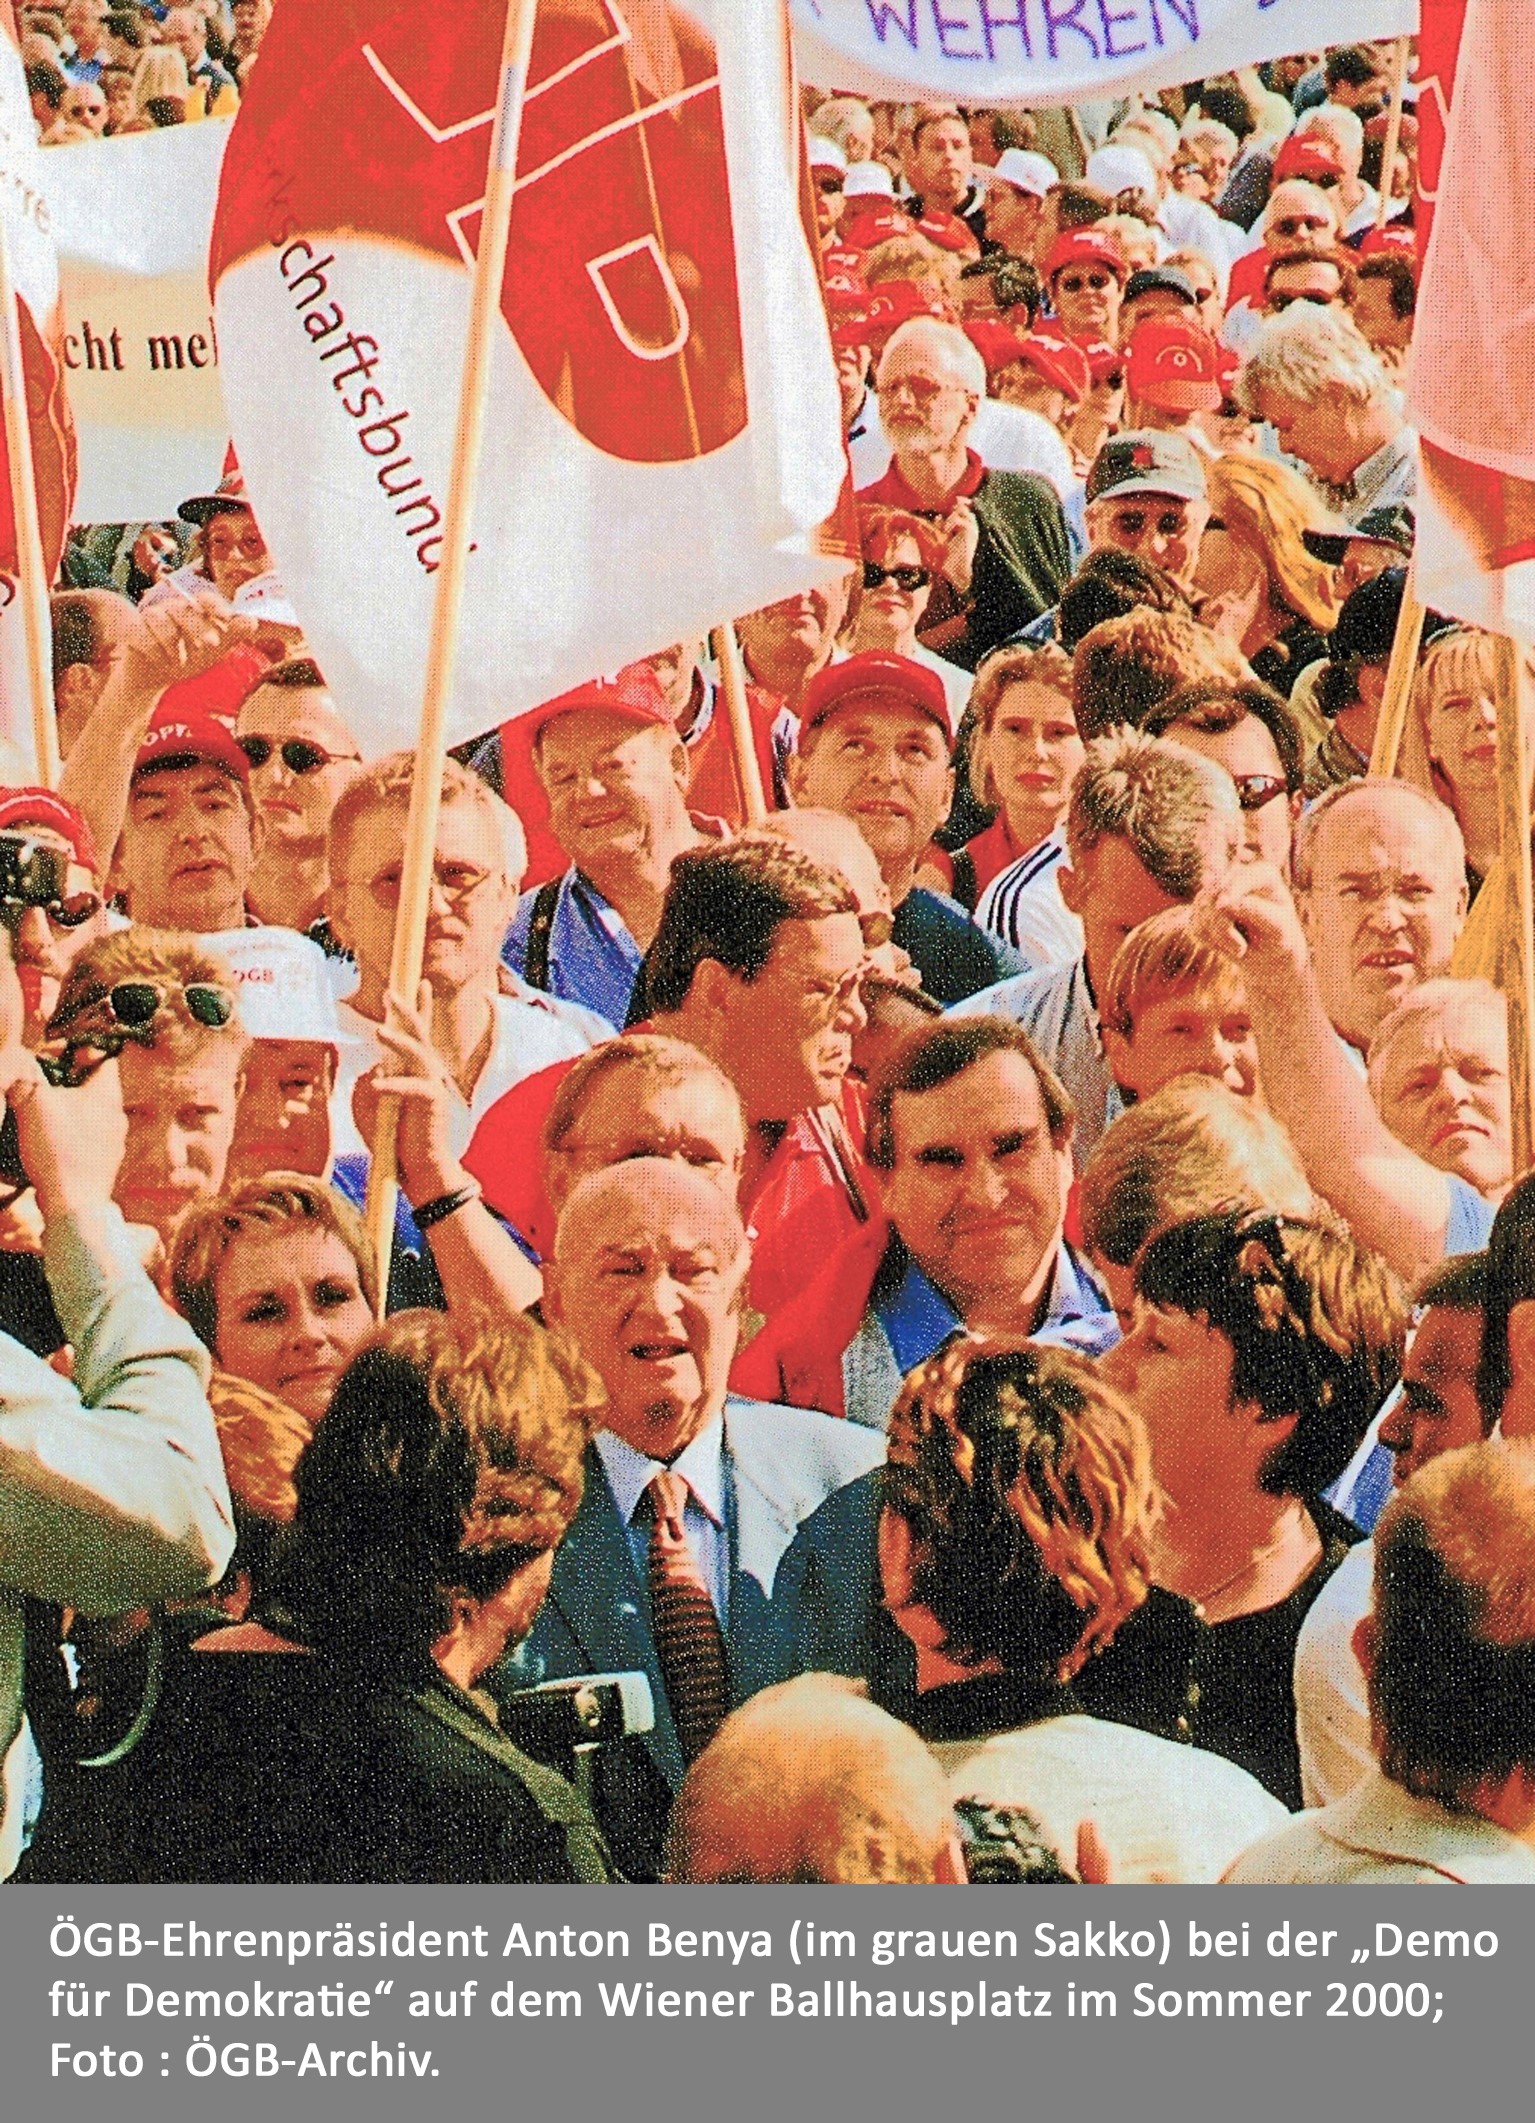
0,976,235,1874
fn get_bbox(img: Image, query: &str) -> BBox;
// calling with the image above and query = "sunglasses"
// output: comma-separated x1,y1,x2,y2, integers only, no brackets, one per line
1233,773,1288,812
237,736,359,774
863,562,930,593
1058,272,1113,294
0,835,99,932
90,980,235,1031
1268,289,1337,311
1311,170,1342,189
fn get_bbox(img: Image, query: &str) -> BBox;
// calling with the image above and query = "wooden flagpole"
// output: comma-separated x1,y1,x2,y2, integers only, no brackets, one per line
1367,562,1426,778
1494,635,1535,1177
1374,35,1412,232
0,215,60,788
363,0,540,1311
712,622,769,824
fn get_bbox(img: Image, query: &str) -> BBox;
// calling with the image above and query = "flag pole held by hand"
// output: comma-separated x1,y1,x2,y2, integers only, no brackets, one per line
363,0,540,1313
712,621,768,825
1494,636,1535,1177
1374,36,1412,233
1367,561,1425,778
0,214,59,788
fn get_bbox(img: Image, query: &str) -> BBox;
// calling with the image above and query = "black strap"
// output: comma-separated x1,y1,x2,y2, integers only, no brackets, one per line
950,848,978,913
522,878,562,992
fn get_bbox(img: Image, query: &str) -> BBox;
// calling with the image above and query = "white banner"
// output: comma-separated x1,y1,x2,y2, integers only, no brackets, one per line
42,120,230,523
791,0,1416,108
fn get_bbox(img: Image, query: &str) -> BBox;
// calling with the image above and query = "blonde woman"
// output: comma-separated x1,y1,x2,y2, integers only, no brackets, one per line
1192,452,1342,700
128,45,192,126
1395,627,1535,887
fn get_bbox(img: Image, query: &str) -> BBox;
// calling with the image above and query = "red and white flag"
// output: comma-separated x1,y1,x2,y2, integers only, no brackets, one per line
210,0,850,758
0,2,77,776
1409,0,1535,644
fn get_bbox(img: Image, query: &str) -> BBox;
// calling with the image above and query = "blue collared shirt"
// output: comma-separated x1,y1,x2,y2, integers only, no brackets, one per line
503,867,643,1030
597,1415,729,1627
844,1243,1120,1429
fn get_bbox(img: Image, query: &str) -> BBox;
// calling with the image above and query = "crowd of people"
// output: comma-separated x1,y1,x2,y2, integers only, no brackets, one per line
22,0,255,142
5,33,1535,1889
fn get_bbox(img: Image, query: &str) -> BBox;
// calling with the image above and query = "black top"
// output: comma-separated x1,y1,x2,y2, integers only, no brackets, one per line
892,886,1019,1006
907,1670,1080,1746
1075,1500,1360,1811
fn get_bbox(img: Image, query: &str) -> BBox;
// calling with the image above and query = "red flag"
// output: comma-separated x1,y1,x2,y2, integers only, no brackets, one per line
210,0,850,757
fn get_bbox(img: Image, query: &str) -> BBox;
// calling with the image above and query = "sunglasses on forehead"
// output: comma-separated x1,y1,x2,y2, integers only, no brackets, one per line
237,735,359,774
41,980,236,1088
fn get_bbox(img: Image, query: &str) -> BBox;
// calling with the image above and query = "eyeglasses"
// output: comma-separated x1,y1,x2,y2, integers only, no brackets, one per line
1058,272,1113,294
366,861,495,910
863,562,930,593
1268,289,1338,311
237,735,360,775
1233,773,1288,812
879,373,953,409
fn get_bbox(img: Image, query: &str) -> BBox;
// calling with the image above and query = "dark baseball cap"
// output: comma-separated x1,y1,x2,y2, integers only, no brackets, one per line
1327,566,1452,664
1302,503,1416,567
1086,429,1208,506
1123,265,1198,308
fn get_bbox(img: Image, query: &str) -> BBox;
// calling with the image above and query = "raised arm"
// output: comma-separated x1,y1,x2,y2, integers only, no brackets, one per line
1195,863,1455,1286
0,1045,235,1613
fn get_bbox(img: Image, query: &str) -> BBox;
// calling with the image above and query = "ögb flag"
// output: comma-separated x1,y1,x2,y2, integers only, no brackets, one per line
789,0,1415,109
210,0,850,758
0,3,76,778
1408,0,1535,643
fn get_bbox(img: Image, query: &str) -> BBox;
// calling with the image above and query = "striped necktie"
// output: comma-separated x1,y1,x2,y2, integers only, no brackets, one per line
643,1470,728,1763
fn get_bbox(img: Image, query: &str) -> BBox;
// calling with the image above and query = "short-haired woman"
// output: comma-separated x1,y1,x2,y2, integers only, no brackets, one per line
1099,1210,1405,1806
880,1338,1286,1877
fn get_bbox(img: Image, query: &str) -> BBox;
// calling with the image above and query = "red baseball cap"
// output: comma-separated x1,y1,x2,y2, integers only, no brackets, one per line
1124,318,1222,413
0,787,100,876
1017,333,1091,402
133,708,252,787
1045,228,1126,285
963,319,1032,376
521,663,674,748
1357,223,1418,263
862,280,957,352
799,652,953,742
1272,134,1344,186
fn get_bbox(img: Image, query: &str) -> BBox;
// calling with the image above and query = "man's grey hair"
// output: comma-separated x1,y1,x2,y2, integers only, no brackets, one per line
1296,102,1365,162
1238,303,1388,417
1292,776,1467,896
877,317,987,399
808,95,873,155
1259,179,1341,241
1066,727,1240,899
1366,977,1508,1100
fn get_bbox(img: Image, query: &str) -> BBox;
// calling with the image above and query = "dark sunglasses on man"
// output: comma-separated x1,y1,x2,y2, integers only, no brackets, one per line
237,735,359,774
1058,270,1114,294
863,561,931,593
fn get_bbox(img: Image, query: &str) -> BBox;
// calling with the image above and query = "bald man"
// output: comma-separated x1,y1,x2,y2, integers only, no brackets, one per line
496,1160,886,1879
665,1675,966,1883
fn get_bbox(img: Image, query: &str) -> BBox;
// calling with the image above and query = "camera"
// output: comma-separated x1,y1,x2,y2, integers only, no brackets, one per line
501,1672,655,1803
0,831,71,923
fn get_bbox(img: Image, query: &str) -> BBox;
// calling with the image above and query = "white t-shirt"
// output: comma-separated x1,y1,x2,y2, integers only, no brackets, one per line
935,1714,1288,1883
1294,1537,1376,1811
330,980,610,1163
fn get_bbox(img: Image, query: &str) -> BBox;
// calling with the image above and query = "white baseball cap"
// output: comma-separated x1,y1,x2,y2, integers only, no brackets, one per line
204,926,354,1044
844,159,895,200
809,133,847,174
1087,143,1159,200
991,149,1059,200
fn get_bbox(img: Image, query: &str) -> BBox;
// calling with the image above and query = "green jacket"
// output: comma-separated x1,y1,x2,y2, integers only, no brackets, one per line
950,470,1073,673
1,1205,235,1874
